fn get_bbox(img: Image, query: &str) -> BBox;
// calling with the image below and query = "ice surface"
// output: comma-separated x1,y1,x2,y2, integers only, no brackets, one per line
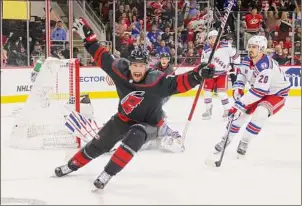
1,97,301,205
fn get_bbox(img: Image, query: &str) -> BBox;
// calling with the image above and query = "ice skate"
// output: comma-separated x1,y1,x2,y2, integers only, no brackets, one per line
237,140,249,158
222,109,229,120
93,171,112,191
202,105,213,120
54,164,74,177
214,135,230,153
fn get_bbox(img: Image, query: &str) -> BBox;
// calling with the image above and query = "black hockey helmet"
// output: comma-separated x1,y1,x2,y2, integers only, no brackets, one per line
160,52,170,59
128,46,149,64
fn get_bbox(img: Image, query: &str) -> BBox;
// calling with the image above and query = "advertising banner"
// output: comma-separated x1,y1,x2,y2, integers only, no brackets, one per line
1,66,300,103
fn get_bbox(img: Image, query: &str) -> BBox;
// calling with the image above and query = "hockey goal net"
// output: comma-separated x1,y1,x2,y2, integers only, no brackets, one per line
10,58,81,149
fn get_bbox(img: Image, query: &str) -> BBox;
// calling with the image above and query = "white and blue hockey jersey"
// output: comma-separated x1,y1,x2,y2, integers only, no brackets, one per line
201,41,240,77
234,55,291,106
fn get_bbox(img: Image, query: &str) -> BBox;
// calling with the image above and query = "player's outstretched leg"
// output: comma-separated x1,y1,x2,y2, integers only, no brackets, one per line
55,115,129,177
93,124,148,189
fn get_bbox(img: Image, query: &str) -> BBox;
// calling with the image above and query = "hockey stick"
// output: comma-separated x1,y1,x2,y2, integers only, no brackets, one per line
181,0,235,142
214,117,234,167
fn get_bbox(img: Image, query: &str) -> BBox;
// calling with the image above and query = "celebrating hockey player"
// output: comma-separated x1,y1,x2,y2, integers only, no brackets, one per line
54,17,215,190
201,30,240,120
214,35,291,157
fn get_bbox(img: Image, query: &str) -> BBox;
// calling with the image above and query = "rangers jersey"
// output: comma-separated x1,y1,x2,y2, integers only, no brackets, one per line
234,55,291,106
201,41,240,77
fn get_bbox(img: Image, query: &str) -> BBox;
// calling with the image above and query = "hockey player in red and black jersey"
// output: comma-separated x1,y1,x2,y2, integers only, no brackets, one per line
152,52,181,149
153,52,175,75
54,18,215,190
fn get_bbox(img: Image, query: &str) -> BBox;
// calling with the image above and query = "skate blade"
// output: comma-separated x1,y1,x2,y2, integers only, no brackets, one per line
202,116,211,120
236,153,246,160
91,186,103,193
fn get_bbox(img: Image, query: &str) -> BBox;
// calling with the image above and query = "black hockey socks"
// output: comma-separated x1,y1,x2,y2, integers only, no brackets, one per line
104,125,147,176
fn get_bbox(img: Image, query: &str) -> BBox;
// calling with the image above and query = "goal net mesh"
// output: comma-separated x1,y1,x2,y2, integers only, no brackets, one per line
10,58,80,149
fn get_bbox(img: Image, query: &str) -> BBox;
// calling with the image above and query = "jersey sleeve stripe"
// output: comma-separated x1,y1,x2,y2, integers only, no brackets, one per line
249,88,267,98
176,75,187,93
183,73,192,90
274,86,291,96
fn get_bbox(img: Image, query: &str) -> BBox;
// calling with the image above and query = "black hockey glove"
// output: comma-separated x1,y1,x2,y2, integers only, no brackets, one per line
193,62,215,81
72,17,97,44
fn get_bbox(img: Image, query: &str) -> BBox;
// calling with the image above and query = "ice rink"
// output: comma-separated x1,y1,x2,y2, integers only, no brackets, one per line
1,97,301,205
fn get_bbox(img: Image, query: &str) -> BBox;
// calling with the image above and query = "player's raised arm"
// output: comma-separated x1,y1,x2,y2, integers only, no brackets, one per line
72,17,114,73
161,63,215,96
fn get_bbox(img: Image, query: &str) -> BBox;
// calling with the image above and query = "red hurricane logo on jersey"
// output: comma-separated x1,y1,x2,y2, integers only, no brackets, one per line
121,91,145,115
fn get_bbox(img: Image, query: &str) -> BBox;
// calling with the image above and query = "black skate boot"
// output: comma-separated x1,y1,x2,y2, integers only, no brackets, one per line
55,164,74,177
93,171,112,190
237,140,249,156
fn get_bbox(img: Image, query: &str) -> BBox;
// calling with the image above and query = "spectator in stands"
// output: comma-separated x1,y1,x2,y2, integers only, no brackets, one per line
156,40,170,56
116,4,125,22
184,48,198,65
272,44,289,65
243,6,263,48
136,31,152,51
276,11,292,41
31,41,45,65
161,26,172,43
130,15,140,38
116,17,128,37
73,47,83,66
283,36,292,49
1,46,8,66
2,34,7,46
263,9,278,40
62,42,70,59
147,24,161,46
51,21,66,41
294,26,301,42
294,41,301,55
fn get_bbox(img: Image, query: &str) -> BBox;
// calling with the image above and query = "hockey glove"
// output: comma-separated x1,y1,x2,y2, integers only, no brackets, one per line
72,17,97,44
194,62,215,80
233,88,244,101
228,101,247,121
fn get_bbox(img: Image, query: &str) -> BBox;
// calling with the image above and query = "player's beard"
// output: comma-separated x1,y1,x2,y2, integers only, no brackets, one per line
248,51,257,59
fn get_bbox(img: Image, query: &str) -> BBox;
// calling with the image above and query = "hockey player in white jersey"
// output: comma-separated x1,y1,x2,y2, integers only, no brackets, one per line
201,30,240,120
214,35,291,156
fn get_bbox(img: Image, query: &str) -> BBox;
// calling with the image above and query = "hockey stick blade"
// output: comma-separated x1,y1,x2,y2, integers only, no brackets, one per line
213,118,234,167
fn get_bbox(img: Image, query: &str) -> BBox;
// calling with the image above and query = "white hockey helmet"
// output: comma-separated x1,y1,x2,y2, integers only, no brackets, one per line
208,30,218,39
246,35,268,52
